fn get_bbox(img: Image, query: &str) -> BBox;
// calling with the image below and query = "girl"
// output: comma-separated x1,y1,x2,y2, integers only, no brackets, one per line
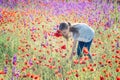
59,22,95,61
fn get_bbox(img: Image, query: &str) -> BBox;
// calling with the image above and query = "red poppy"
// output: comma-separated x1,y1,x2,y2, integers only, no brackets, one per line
98,61,103,65
54,30,62,37
88,0,92,2
0,78,4,80
34,75,40,80
83,47,89,54
54,69,59,74
67,71,72,75
61,45,66,49
73,59,79,64
75,73,79,78
101,54,106,59
100,75,105,80
66,77,69,80
116,50,120,54
80,61,86,64
0,70,5,74
103,70,107,74
57,73,62,78
82,67,87,72
116,67,120,72
90,67,94,71
116,76,120,80
92,53,97,56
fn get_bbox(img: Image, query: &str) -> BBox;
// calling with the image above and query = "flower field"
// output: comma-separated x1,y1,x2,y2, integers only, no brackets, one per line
0,0,120,80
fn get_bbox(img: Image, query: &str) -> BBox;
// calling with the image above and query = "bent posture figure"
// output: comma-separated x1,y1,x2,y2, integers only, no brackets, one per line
59,22,95,61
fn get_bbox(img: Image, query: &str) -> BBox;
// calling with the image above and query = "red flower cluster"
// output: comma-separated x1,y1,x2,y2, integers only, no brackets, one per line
54,30,62,37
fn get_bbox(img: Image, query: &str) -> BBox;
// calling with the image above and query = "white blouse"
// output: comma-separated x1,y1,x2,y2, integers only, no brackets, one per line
72,23,95,42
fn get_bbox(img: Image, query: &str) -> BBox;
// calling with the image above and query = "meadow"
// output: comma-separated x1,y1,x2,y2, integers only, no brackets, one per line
0,0,120,80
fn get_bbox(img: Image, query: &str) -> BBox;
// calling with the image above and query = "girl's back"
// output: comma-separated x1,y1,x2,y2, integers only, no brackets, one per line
72,23,95,42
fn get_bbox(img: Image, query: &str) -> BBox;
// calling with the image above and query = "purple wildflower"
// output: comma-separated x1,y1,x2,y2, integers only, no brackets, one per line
4,66,7,74
13,54,17,65
11,76,14,80
12,66,16,74
16,70,20,79
11,66,16,80
116,40,120,49
29,58,33,66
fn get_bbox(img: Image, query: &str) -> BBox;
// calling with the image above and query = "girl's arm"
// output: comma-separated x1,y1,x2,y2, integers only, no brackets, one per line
69,40,77,60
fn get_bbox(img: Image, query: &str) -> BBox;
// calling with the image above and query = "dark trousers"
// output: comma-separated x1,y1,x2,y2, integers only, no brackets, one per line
77,39,93,59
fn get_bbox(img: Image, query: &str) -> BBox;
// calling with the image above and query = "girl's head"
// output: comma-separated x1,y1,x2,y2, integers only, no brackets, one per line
59,22,78,40
59,22,71,37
